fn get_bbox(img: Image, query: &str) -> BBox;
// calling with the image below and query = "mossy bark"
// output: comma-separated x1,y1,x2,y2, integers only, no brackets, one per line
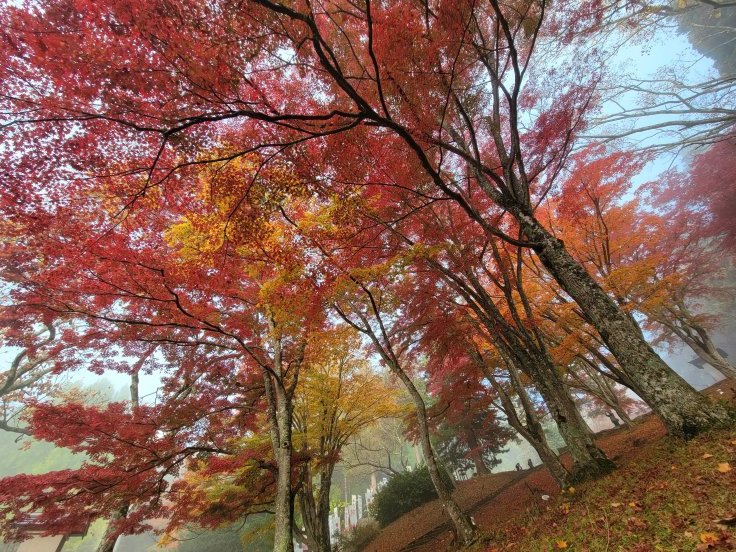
518,213,732,438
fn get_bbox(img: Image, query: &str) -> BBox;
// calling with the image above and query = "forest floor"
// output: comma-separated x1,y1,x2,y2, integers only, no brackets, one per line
364,379,736,552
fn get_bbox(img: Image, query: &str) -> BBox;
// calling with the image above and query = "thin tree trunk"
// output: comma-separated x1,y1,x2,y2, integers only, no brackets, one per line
263,366,295,552
573,360,633,427
480,357,570,487
95,370,140,552
487,335,613,480
95,506,129,552
667,313,736,379
300,463,335,552
528,355,615,481
342,295,478,546
517,212,732,437
465,428,491,476
443,249,613,479
394,368,478,545
270,385,295,552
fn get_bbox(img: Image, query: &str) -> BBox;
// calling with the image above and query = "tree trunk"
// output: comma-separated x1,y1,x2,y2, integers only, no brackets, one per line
680,325,736,379
702,351,736,379
273,407,295,552
518,212,732,438
95,505,128,552
264,369,295,552
465,428,491,476
480,358,570,486
95,370,141,552
529,356,615,481
392,368,478,545
300,463,335,552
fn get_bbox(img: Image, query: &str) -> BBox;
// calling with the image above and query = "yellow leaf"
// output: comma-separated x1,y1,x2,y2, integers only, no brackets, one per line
700,532,718,544
555,541,568,549
717,462,732,473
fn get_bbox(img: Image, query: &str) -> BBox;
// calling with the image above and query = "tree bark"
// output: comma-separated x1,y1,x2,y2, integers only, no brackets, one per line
465,429,491,476
264,369,295,552
517,212,733,438
524,351,615,481
300,463,335,552
95,506,128,552
343,295,479,546
482,332,613,480
393,368,478,545
482,358,570,486
663,310,736,379
95,370,140,552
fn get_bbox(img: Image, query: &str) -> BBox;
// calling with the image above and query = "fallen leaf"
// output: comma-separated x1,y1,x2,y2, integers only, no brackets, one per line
702,453,713,459
700,532,718,544
717,462,732,473
627,516,648,530
555,540,568,549
684,531,693,538
610,502,622,508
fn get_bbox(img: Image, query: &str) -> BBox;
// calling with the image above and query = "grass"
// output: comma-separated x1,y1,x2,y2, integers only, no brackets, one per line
471,427,736,552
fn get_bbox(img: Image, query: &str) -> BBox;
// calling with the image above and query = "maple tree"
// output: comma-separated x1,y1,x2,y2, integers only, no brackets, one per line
0,0,729,440
292,328,402,552
417,289,575,486
425,362,514,477
550,144,736,380
0,322,58,435
0,151,327,552
330,270,480,545
378,196,616,480
0,0,734,548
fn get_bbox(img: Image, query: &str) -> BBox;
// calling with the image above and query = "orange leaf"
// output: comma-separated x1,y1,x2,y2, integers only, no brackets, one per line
700,532,718,544
555,540,568,549
717,462,732,473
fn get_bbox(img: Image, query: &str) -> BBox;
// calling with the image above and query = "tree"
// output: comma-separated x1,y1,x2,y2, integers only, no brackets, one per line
331,275,480,545
292,328,402,552
578,0,736,150
0,151,323,552
0,0,728,438
426,374,514,477
551,144,736,379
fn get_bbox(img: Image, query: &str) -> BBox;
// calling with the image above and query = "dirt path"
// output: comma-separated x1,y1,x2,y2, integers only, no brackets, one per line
364,379,735,552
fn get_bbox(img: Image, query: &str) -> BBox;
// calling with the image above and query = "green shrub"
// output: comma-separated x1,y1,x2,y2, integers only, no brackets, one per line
336,518,381,552
369,465,452,527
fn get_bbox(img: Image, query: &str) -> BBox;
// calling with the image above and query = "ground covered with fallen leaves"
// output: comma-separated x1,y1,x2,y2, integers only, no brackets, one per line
364,380,735,551
482,426,736,552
